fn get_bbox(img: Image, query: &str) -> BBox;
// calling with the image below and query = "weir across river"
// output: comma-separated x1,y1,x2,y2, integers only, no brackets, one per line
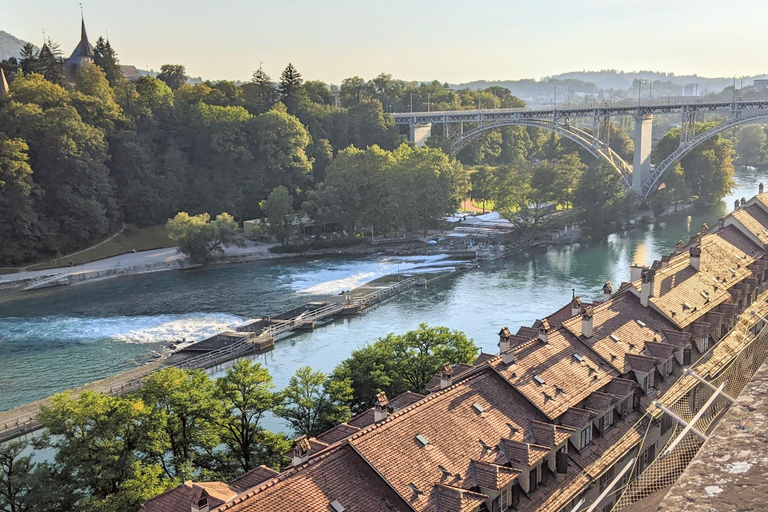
0,270,459,443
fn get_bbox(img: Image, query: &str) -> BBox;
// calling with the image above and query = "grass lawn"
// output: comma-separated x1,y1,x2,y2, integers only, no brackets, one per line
26,225,173,271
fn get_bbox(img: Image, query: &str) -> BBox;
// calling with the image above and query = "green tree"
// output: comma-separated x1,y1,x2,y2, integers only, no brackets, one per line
140,368,223,479
274,366,352,437
215,360,282,474
278,63,303,113
573,161,625,237
469,166,495,213
0,136,39,264
331,324,479,413
37,391,167,512
0,441,34,512
243,66,276,114
93,37,123,86
36,39,66,86
157,64,188,91
260,186,296,245
734,124,767,165
166,212,243,263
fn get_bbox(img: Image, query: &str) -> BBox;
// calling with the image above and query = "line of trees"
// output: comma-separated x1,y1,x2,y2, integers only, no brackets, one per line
0,325,477,512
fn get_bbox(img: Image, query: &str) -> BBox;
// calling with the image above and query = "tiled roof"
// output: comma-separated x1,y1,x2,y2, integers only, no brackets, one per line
427,363,474,391
584,392,616,413
661,329,693,348
349,369,548,512
470,460,520,490
229,466,279,494
640,227,758,329
347,391,426,429
543,300,595,326
601,377,635,398
141,481,237,512
315,422,361,445
527,420,573,447
491,326,617,420
731,205,768,245
499,439,550,467
625,353,658,374
433,484,488,512
563,291,676,374
473,352,496,365
214,445,410,512
559,408,594,429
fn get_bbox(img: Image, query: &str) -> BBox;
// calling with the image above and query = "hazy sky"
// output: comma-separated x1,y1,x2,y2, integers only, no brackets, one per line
4,0,767,84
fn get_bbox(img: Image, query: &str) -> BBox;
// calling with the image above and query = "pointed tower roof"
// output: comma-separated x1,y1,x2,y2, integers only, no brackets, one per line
0,69,8,96
69,16,95,60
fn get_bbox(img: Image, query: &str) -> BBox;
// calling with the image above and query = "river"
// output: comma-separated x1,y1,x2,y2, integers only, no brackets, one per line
0,167,764,433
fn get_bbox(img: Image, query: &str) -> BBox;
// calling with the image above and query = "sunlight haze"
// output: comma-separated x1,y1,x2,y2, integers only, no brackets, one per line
4,0,768,83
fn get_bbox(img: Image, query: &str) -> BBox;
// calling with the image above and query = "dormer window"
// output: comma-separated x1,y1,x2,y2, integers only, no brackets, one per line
579,425,592,450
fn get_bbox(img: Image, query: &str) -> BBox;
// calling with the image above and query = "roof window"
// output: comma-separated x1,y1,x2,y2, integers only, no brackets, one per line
472,403,485,414
415,434,430,447
610,334,621,343
330,500,346,512
534,375,546,385
636,320,647,328
573,353,584,363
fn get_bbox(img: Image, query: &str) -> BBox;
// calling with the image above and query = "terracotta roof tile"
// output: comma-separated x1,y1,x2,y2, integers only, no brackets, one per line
601,377,635,398
433,484,488,512
347,391,426,429
559,408,594,429
315,422,361,445
584,392,616,413
141,481,237,512
349,369,547,512
229,466,279,494
492,327,617,420
473,352,496,366
214,445,410,512
731,205,768,245
470,460,520,490
499,439,550,467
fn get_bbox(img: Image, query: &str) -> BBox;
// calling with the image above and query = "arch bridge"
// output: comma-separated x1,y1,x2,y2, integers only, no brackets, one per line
391,100,768,199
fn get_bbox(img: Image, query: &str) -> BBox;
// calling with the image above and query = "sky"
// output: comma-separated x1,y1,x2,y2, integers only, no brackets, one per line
3,0,768,84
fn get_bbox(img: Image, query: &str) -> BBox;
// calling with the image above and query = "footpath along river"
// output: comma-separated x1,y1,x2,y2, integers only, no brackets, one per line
0,167,764,432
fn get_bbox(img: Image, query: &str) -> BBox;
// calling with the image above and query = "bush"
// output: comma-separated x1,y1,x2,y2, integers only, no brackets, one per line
267,237,367,254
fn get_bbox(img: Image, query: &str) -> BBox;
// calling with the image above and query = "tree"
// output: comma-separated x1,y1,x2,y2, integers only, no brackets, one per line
93,37,123,86
573,161,625,237
215,360,282,474
278,63,303,112
331,324,479,413
36,39,66,86
260,186,296,245
734,124,767,165
157,64,188,91
37,391,167,512
166,212,243,263
274,366,352,437
140,368,223,479
0,441,34,512
0,136,39,264
243,66,276,114
469,166,495,213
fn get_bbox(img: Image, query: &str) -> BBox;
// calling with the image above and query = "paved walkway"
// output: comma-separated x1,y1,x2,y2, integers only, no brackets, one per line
0,242,277,288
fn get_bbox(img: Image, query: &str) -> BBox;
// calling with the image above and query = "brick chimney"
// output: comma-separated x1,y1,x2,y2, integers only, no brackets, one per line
689,246,701,272
582,307,594,338
641,269,655,307
602,282,613,301
498,326,512,352
374,391,389,422
440,362,453,389
571,296,582,317
538,319,550,344
292,435,311,466
191,497,209,512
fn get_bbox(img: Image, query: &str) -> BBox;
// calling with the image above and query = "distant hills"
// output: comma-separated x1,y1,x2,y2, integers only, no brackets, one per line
0,30,34,60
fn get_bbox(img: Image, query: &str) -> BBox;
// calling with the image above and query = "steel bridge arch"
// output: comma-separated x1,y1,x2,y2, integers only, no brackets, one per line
451,118,634,188
639,113,768,199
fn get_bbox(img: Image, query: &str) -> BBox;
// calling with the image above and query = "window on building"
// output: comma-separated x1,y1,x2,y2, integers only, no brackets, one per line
511,484,520,508
501,485,508,511
580,426,592,450
529,466,539,493
492,496,500,512
598,466,616,492
738,298,744,310
605,409,615,428
596,415,605,436
661,414,674,435
639,443,657,473
683,348,692,365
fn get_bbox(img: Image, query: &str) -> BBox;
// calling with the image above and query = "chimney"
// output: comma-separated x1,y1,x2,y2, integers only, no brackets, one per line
582,307,594,338
660,255,670,268
735,199,740,211
292,435,311,466
741,197,747,206
571,296,582,317
700,223,709,235
689,246,701,272
440,362,453,389
502,349,515,365
641,269,655,307
602,282,613,301
630,265,646,281
676,240,685,253
191,497,209,512
498,326,512,352
538,319,550,344
374,391,389,422
760,183,765,194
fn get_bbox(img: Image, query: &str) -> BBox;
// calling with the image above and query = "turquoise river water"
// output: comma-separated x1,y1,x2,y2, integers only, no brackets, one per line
0,167,765,434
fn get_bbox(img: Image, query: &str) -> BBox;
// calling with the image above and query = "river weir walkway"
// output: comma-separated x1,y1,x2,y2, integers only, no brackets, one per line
0,265,473,443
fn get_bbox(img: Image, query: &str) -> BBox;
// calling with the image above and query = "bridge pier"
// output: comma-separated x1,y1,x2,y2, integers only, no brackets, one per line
632,113,653,195
409,123,432,147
